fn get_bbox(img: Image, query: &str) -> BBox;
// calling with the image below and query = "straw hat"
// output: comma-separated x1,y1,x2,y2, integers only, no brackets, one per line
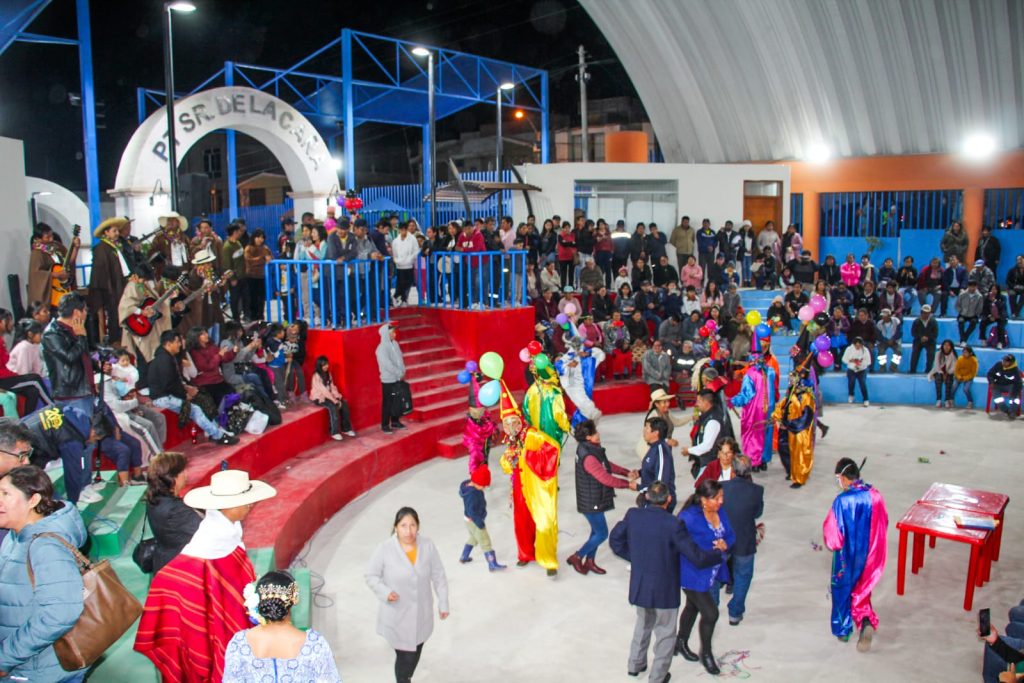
183,470,277,510
191,246,216,265
650,388,673,403
93,216,130,238
158,211,188,229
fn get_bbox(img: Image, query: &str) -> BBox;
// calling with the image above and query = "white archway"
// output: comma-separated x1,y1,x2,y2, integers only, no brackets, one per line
110,86,338,233
25,176,93,267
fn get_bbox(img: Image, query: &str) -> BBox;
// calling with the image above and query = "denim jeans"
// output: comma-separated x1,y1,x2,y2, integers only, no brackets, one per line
847,370,868,401
711,554,756,619
984,635,1024,683
577,511,609,559
900,286,917,314
152,395,224,439
953,379,974,405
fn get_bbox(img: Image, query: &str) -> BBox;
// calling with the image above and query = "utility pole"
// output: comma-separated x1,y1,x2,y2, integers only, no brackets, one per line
576,45,590,163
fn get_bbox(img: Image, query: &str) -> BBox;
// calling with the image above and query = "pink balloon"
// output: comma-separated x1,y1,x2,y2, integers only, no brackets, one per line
518,348,532,363
705,319,718,331
809,294,827,314
798,305,814,322
564,302,578,315
817,350,834,367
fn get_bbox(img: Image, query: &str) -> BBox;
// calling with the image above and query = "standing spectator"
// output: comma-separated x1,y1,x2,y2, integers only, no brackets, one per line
647,224,668,263
310,355,356,441
976,224,1001,272
629,223,648,265
670,216,696,271
144,451,201,574
567,420,636,576
718,456,763,626
135,469,276,682
756,221,780,263
1006,254,1024,318
896,256,919,314
556,221,577,288
956,280,984,345
874,309,902,372
391,222,418,306
842,337,871,406
676,480,734,676
940,220,969,265
611,221,631,275
594,224,614,288
738,221,756,286
916,257,944,313
41,293,93,414
953,345,978,409
696,220,718,277
365,507,449,683
987,354,1022,418
221,222,248,321
840,253,861,288
908,305,938,374
980,285,1009,348
638,417,676,511
783,224,803,261
642,340,673,393
939,255,966,317
928,339,958,408
705,253,727,289
717,221,742,265
376,323,407,433
0,465,88,683
609,481,722,682
243,229,274,321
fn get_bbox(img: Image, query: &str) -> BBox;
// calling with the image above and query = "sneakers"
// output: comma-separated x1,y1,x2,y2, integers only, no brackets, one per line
967,401,974,410
216,433,240,445
857,622,875,652
848,396,854,404
391,421,408,430
863,400,870,407
78,488,104,504
344,430,356,437
935,400,942,408
331,434,344,441
728,615,743,626
945,400,953,409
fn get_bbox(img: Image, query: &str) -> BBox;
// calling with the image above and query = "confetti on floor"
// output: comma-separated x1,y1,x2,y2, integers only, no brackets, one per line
918,457,931,464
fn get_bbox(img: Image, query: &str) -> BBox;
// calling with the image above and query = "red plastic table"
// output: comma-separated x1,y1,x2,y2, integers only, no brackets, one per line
896,502,991,611
919,482,1008,562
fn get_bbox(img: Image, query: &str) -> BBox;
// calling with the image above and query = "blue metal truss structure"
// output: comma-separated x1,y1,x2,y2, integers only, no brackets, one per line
137,28,549,221
1,0,101,229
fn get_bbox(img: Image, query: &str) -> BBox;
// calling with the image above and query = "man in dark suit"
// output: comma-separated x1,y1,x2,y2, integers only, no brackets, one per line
719,456,765,626
610,481,724,683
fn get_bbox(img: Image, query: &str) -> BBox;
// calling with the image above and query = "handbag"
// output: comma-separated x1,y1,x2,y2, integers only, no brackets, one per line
27,532,143,671
131,508,157,574
396,380,413,415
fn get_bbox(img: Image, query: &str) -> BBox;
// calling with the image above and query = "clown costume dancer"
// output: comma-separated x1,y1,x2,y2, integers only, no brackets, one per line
498,382,562,577
772,370,817,489
463,374,497,473
730,353,778,472
823,457,888,651
524,360,571,446
556,342,606,428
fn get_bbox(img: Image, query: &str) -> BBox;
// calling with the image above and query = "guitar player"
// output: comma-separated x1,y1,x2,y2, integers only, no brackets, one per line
26,223,80,309
175,247,226,337
117,264,185,387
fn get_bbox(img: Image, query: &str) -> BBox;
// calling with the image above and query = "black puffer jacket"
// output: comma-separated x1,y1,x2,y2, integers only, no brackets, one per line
41,319,92,399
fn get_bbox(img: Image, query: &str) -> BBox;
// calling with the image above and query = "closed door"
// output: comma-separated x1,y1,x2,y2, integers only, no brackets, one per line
744,181,782,237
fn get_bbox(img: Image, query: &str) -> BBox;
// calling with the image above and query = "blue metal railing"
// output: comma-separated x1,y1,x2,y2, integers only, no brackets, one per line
983,188,1023,229
790,192,803,231
820,190,963,237
264,257,391,329
416,250,528,310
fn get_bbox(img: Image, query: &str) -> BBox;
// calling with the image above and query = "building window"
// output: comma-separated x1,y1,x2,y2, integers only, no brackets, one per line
248,188,267,206
203,148,222,179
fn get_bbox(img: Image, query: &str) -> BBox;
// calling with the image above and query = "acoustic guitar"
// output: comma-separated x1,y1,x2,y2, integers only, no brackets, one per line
124,274,188,337
49,225,81,306
171,270,233,328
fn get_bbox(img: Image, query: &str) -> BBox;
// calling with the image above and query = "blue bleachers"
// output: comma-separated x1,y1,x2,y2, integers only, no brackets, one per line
737,288,1020,407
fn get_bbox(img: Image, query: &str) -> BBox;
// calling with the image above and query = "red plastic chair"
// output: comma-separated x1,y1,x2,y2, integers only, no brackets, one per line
985,385,1023,416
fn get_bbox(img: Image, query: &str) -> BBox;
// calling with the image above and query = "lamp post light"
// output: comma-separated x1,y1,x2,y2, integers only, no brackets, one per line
412,47,436,229
162,1,196,212
514,109,541,161
495,82,514,178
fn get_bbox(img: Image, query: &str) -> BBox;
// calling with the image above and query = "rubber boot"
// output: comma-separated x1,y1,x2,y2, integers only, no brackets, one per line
484,550,506,571
459,544,473,564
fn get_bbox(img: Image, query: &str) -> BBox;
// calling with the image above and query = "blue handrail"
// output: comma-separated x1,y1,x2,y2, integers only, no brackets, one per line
415,250,528,310
264,257,391,329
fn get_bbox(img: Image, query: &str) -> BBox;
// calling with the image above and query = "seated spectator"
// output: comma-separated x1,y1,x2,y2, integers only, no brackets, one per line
663,281,683,321
659,315,685,355
826,307,851,369
956,280,984,345
878,280,904,318
148,330,238,445
723,262,741,290
928,340,958,408
535,288,559,323
819,254,840,287
765,296,790,332
642,340,673,392
969,259,996,294
580,258,604,293
981,624,1024,683
626,310,650,367
896,256,919,314
680,256,703,291
917,257,944,312
858,254,877,285
706,253,727,288
877,257,897,284
540,261,561,294
1007,254,1024,319
310,355,356,441
21,403,100,504
701,281,724,314
636,281,664,329
103,350,167,463
682,286,702,316
681,310,704,343
186,326,236,411
612,266,631,293
652,255,679,288
790,250,818,285
778,265,796,290
812,280,832,315
987,354,1021,418
589,285,614,323
601,313,634,381
980,285,1009,348
940,255,967,317
853,280,880,319
616,283,637,317
848,309,877,359
0,312,52,414
144,451,201,574
758,247,778,289
722,283,741,319
830,282,854,317
953,345,978,409
631,258,653,293
874,309,902,373
784,283,809,331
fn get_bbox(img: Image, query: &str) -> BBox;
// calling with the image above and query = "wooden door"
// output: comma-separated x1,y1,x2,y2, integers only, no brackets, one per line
744,181,782,237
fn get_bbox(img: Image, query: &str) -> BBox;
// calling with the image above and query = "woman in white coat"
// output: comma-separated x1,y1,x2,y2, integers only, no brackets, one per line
366,507,450,683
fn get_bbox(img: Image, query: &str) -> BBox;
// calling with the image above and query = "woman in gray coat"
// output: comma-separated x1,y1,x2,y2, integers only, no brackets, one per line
366,507,449,683
376,323,407,433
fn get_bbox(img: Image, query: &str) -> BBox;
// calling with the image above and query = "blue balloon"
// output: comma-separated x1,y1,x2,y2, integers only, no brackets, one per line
456,370,472,384
755,323,771,338
478,379,502,407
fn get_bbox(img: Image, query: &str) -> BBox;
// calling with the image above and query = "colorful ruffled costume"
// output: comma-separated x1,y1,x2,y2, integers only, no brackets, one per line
730,355,778,467
556,343,605,428
523,364,571,445
771,379,816,485
498,381,562,571
463,374,498,473
823,481,888,638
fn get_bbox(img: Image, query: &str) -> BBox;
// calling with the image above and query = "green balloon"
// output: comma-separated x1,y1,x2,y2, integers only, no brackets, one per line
478,351,504,379
533,353,551,371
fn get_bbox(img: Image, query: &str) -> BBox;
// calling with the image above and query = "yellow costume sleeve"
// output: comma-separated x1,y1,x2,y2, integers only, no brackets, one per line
519,428,561,570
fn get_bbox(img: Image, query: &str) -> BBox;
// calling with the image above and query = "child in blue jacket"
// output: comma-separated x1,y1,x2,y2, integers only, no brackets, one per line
458,465,506,572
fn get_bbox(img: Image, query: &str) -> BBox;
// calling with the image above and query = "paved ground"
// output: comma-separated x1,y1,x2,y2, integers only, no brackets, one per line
303,404,1023,682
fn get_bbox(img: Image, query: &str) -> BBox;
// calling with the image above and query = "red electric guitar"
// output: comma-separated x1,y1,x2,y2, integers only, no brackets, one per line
124,274,188,337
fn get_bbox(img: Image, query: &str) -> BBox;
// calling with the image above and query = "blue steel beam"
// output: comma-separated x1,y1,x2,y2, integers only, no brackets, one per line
75,0,99,231
14,31,76,46
224,61,238,221
342,28,355,190
0,0,53,55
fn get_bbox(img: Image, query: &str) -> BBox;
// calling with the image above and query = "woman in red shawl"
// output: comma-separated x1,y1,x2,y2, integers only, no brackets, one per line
134,470,276,682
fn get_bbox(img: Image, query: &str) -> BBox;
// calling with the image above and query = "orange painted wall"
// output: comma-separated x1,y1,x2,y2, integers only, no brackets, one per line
775,150,1024,261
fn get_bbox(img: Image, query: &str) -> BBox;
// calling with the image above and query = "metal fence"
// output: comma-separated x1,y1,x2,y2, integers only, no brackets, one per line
362,170,514,228
263,257,391,329
789,192,803,231
983,188,1024,229
820,190,963,237
415,250,529,309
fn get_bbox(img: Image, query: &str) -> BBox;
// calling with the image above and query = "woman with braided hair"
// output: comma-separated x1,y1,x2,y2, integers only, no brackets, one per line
224,570,342,681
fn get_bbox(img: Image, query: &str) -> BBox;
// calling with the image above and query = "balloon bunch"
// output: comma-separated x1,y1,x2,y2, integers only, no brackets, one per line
744,310,773,353
554,302,577,328
813,333,834,368
517,340,551,371
697,318,719,339
797,294,829,324
342,188,363,214
456,352,505,407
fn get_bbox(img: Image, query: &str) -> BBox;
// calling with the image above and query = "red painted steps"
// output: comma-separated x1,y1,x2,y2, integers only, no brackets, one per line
436,433,468,459
406,358,464,379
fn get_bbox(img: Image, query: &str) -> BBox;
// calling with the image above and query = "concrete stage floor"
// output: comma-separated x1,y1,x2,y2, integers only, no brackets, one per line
303,405,1021,682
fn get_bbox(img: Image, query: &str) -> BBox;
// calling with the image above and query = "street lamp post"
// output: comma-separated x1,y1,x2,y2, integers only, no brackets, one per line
495,82,514,178
412,47,436,229
162,2,196,212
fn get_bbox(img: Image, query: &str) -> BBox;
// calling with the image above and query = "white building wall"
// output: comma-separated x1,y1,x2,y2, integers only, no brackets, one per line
0,137,31,312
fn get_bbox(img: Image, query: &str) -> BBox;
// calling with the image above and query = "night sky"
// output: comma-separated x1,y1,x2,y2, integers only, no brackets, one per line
0,0,639,192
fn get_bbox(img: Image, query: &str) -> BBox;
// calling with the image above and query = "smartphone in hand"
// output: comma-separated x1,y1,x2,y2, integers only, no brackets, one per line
979,608,991,637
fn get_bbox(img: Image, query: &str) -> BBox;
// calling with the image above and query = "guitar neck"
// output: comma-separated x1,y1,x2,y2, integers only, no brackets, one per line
150,281,183,309
181,272,230,305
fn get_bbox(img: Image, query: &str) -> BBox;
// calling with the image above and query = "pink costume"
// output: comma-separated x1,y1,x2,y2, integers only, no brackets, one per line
730,359,777,467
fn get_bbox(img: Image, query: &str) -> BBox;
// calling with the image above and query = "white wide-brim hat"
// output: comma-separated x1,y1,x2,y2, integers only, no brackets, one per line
184,469,277,510
158,211,188,228
192,246,216,265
